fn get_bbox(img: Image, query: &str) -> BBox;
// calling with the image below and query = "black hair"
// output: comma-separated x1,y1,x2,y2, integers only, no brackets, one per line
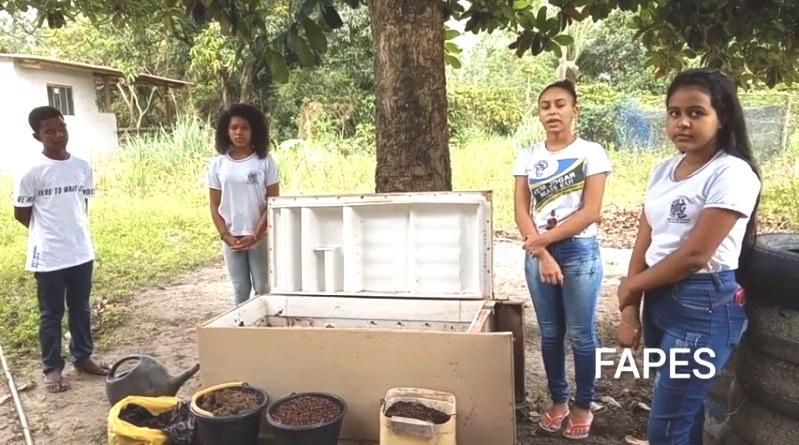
538,79,578,104
214,103,269,158
28,106,64,132
666,68,761,272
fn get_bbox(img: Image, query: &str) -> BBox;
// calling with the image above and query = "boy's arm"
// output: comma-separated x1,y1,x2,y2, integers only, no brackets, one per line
14,207,32,227
12,171,35,228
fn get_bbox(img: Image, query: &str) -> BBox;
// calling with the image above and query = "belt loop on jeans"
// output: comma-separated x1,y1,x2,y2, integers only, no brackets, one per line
711,272,723,290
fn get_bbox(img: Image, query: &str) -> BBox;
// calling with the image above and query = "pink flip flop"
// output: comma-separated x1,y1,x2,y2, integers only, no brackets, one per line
538,409,570,433
563,412,594,440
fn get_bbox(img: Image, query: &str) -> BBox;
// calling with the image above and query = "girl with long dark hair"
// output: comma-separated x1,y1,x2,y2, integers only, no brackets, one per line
617,68,761,444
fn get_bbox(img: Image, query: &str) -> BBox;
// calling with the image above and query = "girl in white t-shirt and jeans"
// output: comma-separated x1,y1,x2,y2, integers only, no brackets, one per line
208,103,280,304
617,69,761,444
514,80,612,440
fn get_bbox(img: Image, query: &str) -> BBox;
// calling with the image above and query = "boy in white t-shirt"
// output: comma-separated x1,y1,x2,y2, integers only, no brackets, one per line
12,106,109,393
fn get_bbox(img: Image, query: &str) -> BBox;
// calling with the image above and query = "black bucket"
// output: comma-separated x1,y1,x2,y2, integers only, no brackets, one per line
190,382,269,445
266,392,347,445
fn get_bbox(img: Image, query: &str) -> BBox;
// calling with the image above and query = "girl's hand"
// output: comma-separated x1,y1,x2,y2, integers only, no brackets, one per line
538,252,564,285
523,233,550,256
617,305,642,349
617,277,641,310
233,235,257,251
221,233,236,247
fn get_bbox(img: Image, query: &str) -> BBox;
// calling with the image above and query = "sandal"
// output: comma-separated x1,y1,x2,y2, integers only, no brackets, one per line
563,412,594,440
43,371,70,393
538,408,570,433
74,358,110,375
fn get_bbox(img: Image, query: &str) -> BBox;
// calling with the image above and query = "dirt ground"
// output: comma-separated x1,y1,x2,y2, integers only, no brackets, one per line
0,238,651,444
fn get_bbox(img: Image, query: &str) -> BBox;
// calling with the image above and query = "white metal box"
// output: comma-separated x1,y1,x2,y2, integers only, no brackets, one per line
198,192,522,445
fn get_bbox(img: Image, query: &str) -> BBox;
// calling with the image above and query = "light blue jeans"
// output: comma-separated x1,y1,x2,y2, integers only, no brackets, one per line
524,236,603,409
222,238,269,305
643,270,747,445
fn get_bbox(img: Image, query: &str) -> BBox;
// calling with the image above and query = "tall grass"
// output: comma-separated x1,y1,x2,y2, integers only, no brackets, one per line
2,120,796,355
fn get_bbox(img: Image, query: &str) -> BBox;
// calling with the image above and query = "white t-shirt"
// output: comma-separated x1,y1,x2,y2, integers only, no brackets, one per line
644,151,761,272
208,153,280,236
513,137,612,237
12,154,95,272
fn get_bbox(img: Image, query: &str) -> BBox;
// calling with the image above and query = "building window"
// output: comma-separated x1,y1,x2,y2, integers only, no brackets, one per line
47,85,75,115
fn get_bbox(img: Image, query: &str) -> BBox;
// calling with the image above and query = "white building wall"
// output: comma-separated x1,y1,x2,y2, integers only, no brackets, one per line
0,61,118,175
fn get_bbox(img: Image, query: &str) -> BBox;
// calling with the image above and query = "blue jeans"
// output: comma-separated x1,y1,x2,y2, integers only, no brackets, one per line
34,260,94,374
643,271,747,445
222,239,269,305
525,236,603,409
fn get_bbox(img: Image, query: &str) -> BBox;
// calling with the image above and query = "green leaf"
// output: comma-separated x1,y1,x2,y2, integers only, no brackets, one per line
536,6,547,27
266,49,289,83
530,34,542,55
445,54,461,68
552,34,573,46
545,39,561,58
514,32,533,57
316,14,333,32
321,5,343,29
301,17,327,53
512,0,530,10
292,35,315,66
445,41,462,54
444,29,459,40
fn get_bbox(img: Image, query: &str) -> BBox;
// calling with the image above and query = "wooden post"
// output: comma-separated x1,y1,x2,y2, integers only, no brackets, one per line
494,301,526,403
781,93,792,154
103,77,112,112
162,86,173,123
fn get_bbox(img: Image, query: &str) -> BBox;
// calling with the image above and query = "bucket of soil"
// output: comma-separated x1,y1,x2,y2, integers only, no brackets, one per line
265,392,348,445
190,381,269,445
380,387,456,445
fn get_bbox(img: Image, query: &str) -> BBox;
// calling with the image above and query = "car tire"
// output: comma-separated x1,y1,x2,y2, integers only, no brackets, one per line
728,378,798,445
736,341,799,420
740,233,799,310
746,302,799,364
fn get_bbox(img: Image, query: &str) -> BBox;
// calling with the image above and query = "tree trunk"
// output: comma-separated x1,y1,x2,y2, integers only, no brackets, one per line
239,60,256,103
369,0,451,193
221,72,230,107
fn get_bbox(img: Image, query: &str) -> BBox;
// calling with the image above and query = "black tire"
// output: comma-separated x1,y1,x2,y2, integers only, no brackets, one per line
740,233,799,310
708,348,737,400
746,303,799,364
719,419,750,445
728,379,798,445
736,341,799,420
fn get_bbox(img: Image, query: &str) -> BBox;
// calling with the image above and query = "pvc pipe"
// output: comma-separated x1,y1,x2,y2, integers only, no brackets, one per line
0,343,35,445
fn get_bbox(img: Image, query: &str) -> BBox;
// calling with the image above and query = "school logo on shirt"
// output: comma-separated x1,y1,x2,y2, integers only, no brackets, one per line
529,158,585,211
668,196,689,223
534,160,549,177
247,171,260,184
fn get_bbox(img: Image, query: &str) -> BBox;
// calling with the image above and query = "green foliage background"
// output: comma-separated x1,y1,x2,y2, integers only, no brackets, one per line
1,6,797,359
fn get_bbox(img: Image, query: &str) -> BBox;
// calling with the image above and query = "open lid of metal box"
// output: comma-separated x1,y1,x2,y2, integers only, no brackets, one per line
267,191,493,300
